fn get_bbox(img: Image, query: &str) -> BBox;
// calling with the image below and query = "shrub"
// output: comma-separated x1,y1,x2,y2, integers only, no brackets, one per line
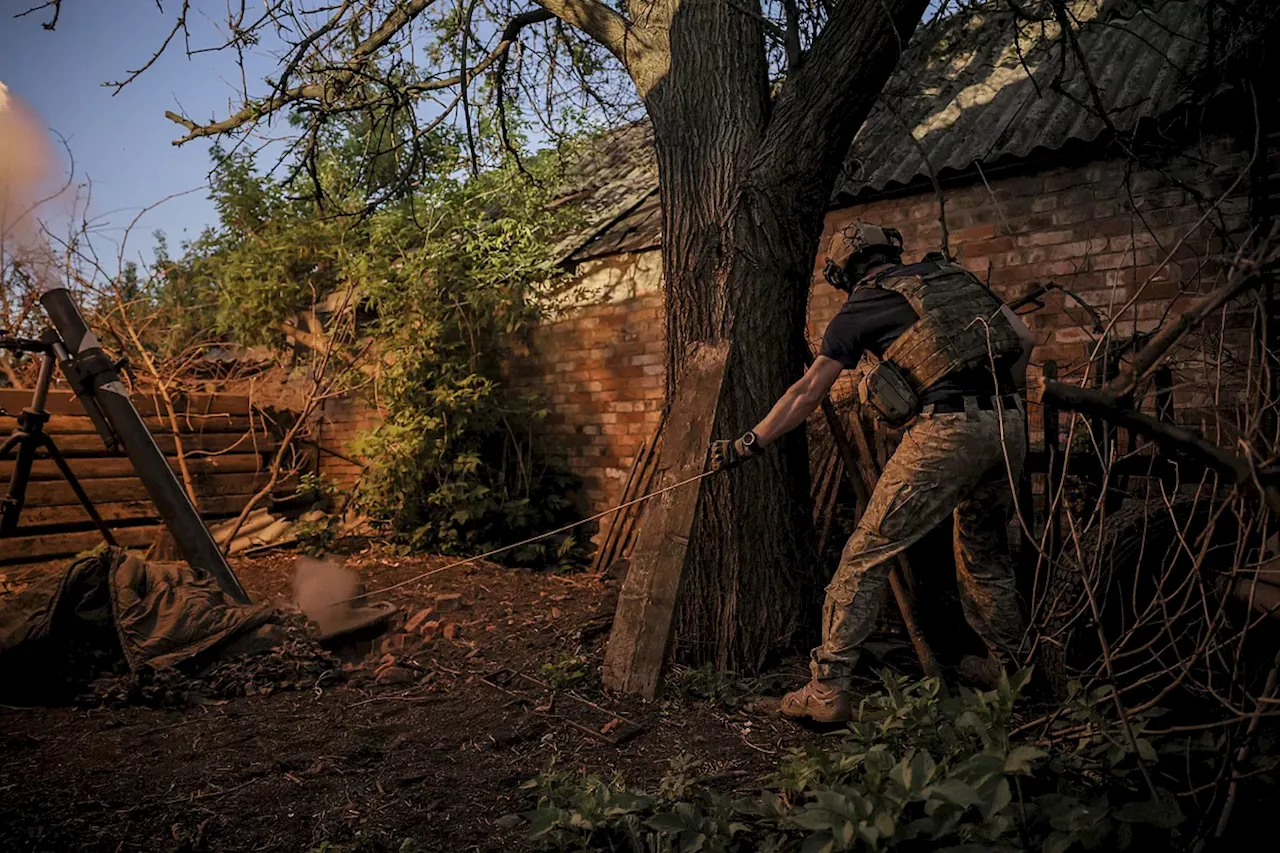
517,670,1211,852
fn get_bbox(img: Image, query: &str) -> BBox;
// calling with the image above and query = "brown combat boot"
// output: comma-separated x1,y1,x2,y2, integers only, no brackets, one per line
780,679,853,723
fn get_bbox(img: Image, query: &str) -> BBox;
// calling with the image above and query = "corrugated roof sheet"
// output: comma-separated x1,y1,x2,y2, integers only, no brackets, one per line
550,122,657,262
562,0,1212,263
837,0,1210,200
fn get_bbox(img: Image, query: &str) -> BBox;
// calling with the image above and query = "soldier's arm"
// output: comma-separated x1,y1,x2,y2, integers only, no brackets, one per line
1000,304,1036,391
752,356,846,447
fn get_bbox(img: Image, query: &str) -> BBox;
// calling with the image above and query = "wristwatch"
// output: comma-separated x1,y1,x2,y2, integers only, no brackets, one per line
739,430,757,452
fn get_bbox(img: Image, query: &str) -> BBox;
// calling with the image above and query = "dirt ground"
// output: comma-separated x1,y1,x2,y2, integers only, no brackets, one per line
0,545,834,853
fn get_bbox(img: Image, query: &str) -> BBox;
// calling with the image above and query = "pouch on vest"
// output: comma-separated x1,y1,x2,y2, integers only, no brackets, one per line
857,359,919,427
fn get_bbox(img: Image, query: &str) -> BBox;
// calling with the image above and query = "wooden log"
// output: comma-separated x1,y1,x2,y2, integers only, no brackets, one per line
3,431,277,457
1,524,162,563
12,494,254,528
2,413,259,436
813,447,843,558
0,453,267,482
603,342,729,699
617,424,665,561
21,471,297,508
0,388,253,418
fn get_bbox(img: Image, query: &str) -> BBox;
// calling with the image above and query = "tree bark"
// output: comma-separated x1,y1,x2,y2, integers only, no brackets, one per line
636,0,931,670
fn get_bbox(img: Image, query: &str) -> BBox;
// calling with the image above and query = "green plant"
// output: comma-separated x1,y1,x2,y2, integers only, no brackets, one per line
516,670,1211,852
348,152,590,567
668,664,752,709
541,654,589,691
291,474,344,556
159,126,593,570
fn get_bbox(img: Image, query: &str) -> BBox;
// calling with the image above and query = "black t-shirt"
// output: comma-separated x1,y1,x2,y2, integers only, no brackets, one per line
818,262,1009,403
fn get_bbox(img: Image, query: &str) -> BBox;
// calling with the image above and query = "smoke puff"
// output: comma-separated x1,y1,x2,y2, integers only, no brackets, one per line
293,556,363,636
0,82,63,288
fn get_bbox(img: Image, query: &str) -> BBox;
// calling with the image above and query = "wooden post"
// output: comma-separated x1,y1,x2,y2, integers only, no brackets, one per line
1042,360,1061,560
1153,366,1175,491
603,342,729,699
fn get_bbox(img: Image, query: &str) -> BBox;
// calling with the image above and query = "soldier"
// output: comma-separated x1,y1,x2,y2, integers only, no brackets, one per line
709,222,1036,723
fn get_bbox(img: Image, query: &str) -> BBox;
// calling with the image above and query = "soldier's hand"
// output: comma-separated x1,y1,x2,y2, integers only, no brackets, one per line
708,432,758,472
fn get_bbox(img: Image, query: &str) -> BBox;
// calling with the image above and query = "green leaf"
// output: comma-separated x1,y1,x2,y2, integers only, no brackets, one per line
1043,831,1075,853
792,809,837,832
679,831,707,853
1134,738,1158,762
929,779,982,808
800,832,836,853
910,750,937,789
874,810,896,839
1114,793,1184,829
983,778,1012,820
645,812,688,833
1004,745,1047,774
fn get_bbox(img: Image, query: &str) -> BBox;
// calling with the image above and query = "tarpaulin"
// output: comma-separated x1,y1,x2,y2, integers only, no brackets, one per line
0,548,270,698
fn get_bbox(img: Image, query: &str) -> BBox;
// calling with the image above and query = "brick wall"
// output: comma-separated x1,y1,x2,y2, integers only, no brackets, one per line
321,136,1255,520
317,394,377,486
507,255,666,514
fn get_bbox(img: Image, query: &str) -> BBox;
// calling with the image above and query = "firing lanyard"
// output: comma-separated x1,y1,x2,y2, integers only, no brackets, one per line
342,468,718,604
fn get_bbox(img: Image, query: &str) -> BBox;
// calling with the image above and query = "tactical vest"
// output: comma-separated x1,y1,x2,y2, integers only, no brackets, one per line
857,262,1023,425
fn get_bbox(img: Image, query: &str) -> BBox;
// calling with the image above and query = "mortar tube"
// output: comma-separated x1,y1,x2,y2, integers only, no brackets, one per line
39,285,250,603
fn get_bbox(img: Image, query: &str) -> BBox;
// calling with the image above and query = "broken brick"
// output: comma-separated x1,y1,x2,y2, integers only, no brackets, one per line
405,608,436,633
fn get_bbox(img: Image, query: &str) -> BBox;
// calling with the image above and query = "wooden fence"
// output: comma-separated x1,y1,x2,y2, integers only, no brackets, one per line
1,387,294,565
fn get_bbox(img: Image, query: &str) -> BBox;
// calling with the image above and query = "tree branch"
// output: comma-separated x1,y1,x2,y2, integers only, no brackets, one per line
165,4,557,144
1106,226,1279,401
755,0,931,203
15,0,61,30
533,0,633,64
1041,382,1280,516
783,0,803,70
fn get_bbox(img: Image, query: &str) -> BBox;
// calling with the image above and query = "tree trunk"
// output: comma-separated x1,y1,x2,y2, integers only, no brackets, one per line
640,0,932,671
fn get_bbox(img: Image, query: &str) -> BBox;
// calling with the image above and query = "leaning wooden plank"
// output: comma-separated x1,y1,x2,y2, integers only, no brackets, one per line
0,389,253,418
23,472,297,508
0,525,161,563
603,341,729,699
13,494,255,528
591,438,648,573
1,453,267,482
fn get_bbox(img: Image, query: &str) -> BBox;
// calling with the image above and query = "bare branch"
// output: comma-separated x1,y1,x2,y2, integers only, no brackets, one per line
14,0,61,30
165,5,557,145
756,0,931,198
1041,381,1280,516
1107,227,1280,402
533,0,634,63
460,0,480,177
105,0,191,95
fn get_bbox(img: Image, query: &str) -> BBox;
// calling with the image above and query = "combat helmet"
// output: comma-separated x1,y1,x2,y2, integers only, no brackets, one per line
823,222,905,291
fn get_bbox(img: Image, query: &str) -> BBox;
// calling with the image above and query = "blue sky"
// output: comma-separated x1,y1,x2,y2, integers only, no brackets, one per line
2,0,954,266
1,0,280,263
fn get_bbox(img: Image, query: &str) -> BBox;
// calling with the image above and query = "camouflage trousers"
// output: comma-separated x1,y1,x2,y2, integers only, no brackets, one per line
812,398,1027,685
